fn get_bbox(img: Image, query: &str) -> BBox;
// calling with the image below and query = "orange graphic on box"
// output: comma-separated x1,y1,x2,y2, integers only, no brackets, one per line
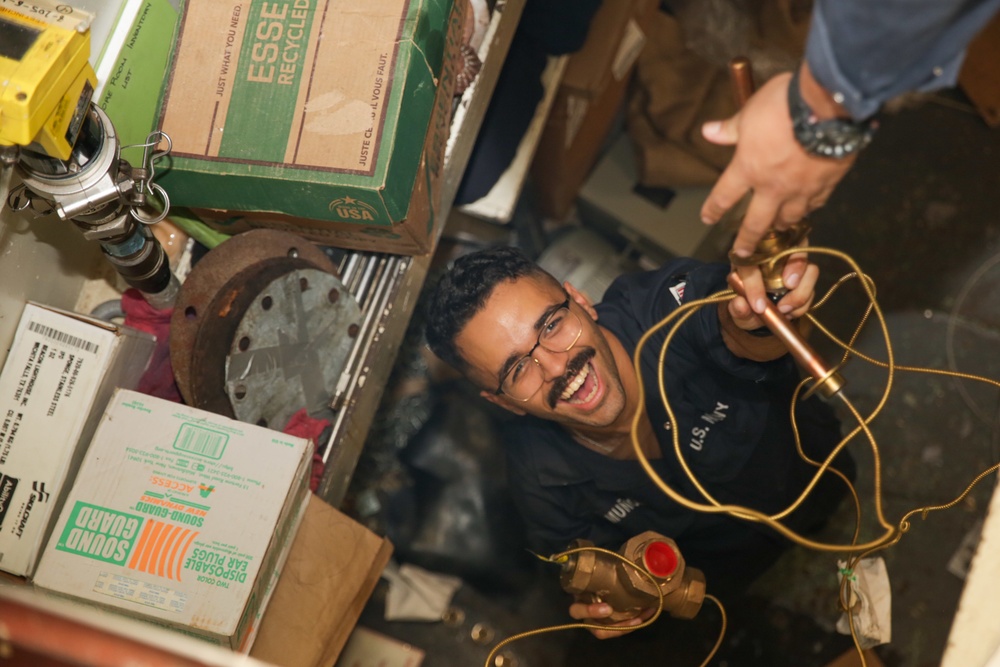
127,518,198,581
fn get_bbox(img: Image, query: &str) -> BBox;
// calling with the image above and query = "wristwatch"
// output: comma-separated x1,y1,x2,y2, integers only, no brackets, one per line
787,66,877,159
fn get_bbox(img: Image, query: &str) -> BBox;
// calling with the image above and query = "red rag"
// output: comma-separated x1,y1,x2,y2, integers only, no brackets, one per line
283,408,330,492
121,288,182,403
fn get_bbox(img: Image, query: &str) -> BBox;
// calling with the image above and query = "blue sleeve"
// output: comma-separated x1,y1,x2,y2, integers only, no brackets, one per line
805,0,1000,120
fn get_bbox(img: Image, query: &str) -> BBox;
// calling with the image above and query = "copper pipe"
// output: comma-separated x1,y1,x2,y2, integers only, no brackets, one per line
728,273,844,398
728,56,756,109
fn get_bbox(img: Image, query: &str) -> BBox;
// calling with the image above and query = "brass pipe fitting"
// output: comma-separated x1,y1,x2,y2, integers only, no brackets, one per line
728,222,812,293
727,271,846,398
559,531,706,623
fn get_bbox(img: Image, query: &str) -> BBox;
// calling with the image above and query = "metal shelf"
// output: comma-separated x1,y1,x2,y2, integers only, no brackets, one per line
315,0,527,507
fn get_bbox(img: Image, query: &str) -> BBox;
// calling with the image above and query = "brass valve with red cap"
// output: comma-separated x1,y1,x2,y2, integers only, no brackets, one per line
559,531,707,623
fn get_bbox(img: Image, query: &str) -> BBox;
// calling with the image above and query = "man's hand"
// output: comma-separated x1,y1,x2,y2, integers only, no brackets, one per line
727,254,818,329
727,253,819,331
568,600,656,640
699,69,854,308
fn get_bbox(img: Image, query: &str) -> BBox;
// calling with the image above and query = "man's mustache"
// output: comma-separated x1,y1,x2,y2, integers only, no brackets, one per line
548,348,596,408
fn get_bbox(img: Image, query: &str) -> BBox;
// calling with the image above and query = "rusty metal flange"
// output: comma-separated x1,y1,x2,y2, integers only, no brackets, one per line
169,229,339,412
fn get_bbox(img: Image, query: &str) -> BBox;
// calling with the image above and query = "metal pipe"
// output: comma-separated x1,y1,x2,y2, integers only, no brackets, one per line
728,273,844,398
728,56,756,109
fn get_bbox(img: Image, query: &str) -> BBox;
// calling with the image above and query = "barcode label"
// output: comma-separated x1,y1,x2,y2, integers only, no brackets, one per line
28,321,99,354
173,424,228,460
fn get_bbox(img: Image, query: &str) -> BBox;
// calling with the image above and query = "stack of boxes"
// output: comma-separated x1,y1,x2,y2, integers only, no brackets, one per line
0,301,391,662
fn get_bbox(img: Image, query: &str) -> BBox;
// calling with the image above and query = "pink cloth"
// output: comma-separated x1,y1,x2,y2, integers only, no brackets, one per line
121,288,182,403
283,408,330,492
122,289,328,490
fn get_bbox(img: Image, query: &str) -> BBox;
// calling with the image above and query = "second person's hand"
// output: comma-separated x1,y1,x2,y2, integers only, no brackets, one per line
699,68,855,268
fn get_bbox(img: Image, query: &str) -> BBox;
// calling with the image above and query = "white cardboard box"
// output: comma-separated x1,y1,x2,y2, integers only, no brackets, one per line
0,303,155,578
33,388,313,651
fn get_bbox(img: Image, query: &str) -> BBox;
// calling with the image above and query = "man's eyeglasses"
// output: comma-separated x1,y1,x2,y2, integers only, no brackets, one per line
494,299,583,402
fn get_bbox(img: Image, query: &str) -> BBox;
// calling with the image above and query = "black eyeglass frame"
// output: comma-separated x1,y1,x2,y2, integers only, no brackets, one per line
493,298,583,401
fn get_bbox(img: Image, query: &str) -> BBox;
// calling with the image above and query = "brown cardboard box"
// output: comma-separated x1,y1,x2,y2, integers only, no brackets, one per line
530,0,659,220
0,494,390,666
159,0,465,255
251,494,393,667
192,121,442,254
959,9,1000,127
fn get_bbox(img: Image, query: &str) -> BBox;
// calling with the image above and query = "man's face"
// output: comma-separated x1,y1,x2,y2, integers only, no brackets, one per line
455,275,627,429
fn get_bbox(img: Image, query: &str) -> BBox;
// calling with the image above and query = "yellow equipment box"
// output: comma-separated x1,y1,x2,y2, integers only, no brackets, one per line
0,0,97,159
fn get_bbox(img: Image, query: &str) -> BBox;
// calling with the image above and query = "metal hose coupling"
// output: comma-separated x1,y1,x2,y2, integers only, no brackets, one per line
560,531,706,623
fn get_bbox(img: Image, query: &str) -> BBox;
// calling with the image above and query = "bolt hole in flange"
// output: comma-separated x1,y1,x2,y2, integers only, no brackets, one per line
261,295,273,311
234,385,247,400
185,305,198,320
221,267,364,430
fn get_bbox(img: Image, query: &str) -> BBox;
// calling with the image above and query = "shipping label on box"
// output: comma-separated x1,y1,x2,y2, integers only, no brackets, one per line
156,0,460,234
0,304,155,578
33,389,312,650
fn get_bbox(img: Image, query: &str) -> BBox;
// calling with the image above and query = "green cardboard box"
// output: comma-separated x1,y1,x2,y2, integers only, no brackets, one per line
91,0,182,162
155,0,462,253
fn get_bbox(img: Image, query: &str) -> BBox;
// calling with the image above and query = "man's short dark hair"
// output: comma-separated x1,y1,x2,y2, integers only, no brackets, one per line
425,246,556,373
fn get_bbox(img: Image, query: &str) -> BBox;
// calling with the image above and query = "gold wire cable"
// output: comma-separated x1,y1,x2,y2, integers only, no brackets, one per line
834,457,1000,667
483,546,666,667
805,314,1000,391
487,244,999,665
700,594,727,667
653,300,873,529
629,244,1000,553
628,285,899,552
627,243,1000,661
483,545,730,667
776,378,863,546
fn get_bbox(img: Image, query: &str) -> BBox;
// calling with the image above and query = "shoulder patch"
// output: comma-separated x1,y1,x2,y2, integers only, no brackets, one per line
668,280,687,305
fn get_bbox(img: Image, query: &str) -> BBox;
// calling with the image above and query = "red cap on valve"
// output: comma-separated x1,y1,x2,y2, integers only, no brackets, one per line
643,540,679,578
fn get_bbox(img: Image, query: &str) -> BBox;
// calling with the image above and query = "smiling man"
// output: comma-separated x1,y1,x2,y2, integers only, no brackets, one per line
425,246,854,636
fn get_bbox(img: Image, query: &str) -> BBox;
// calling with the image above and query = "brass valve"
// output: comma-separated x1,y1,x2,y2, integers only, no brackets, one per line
728,222,812,293
559,531,706,623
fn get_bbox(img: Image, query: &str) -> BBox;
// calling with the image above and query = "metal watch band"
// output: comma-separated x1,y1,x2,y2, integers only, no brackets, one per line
788,66,876,159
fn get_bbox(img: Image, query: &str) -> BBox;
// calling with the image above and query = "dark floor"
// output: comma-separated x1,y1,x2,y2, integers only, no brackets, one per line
341,88,1000,667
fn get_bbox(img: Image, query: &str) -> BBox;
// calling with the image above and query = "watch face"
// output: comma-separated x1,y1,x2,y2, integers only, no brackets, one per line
787,67,877,159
